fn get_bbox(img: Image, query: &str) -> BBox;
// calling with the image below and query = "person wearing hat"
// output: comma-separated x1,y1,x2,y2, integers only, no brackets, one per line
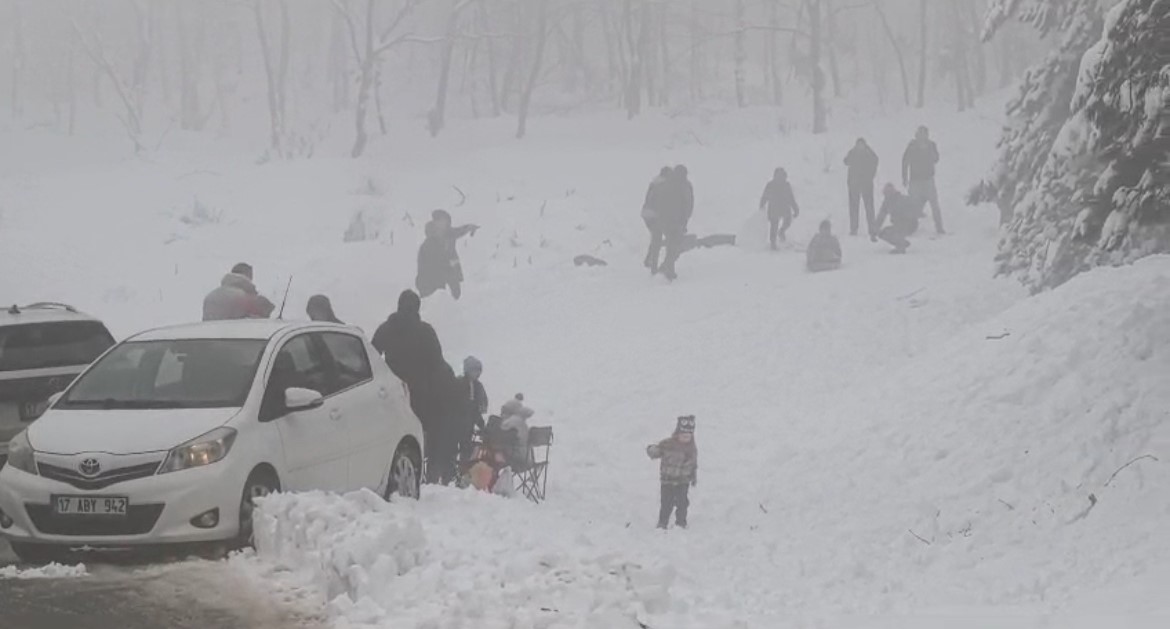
455,356,489,467
759,167,801,250
646,415,699,530
416,209,479,300
499,393,535,471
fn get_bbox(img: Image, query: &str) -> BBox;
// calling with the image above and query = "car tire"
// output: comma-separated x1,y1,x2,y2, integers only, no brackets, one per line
385,441,421,501
236,469,280,549
10,541,69,566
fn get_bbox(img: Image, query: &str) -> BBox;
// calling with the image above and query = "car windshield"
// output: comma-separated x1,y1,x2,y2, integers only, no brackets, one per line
59,339,266,410
0,321,115,372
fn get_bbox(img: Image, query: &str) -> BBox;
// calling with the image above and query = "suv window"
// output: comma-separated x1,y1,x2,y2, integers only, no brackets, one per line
0,321,115,372
320,333,373,394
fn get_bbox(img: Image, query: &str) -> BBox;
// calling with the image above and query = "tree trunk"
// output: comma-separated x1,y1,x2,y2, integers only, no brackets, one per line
808,0,827,133
689,0,702,104
480,2,501,116
177,3,203,131
430,0,467,137
516,0,550,139
873,1,909,107
916,0,928,109
67,38,77,135
734,0,747,108
657,2,670,107
329,9,351,113
768,0,783,107
254,0,287,152
825,0,842,98
10,1,24,119
623,0,643,118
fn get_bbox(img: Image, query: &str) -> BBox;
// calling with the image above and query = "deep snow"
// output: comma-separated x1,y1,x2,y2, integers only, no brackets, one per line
4,96,1170,627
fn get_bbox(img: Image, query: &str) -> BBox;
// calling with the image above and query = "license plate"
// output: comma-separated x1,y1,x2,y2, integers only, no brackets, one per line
18,399,50,422
52,495,129,516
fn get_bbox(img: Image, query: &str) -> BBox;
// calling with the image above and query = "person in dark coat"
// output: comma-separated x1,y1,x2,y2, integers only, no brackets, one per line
844,138,879,236
642,166,673,274
872,183,919,253
902,126,944,234
371,290,446,424
759,168,801,250
202,263,275,322
454,356,488,466
306,294,343,324
416,209,479,300
657,165,694,281
806,220,843,272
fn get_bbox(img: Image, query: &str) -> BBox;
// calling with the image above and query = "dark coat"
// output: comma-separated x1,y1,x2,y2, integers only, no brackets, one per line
656,176,693,231
760,179,800,220
371,291,447,426
876,191,920,231
454,374,488,440
844,144,879,186
641,175,670,223
902,139,940,182
415,221,474,297
806,233,842,269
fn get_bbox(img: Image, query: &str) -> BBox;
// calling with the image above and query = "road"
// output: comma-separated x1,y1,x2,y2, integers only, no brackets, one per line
0,540,324,629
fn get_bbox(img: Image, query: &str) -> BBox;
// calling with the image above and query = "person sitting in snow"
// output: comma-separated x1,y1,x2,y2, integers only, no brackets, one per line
647,415,698,530
416,209,479,300
499,393,535,472
872,183,919,254
806,219,843,272
202,262,276,321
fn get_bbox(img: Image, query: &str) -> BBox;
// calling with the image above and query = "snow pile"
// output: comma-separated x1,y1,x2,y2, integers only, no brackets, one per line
253,489,701,629
0,562,87,579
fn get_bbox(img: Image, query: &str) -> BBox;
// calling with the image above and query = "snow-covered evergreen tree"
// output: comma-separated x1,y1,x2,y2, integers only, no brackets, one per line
977,0,1169,291
969,0,1102,228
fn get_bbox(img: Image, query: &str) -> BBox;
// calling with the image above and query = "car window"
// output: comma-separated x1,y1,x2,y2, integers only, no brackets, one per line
268,334,331,397
0,321,115,372
320,333,373,393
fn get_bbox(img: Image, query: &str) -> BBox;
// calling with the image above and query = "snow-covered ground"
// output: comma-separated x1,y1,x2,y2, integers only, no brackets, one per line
4,97,1170,627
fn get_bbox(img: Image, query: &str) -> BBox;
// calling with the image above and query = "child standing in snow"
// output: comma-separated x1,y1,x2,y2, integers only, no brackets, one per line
647,416,699,529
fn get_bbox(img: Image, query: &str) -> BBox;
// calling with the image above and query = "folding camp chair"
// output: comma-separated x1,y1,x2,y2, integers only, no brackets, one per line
515,426,553,503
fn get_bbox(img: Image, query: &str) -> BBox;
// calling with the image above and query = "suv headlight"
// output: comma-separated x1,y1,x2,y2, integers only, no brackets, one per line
6,430,38,475
159,427,237,475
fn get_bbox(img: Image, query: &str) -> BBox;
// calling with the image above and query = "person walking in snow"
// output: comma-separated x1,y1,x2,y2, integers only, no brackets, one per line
760,168,801,250
455,356,489,466
642,166,673,274
656,165,695,281
872,183,919,254
416,209,479,300
202,263,276,321
806,219,843,272
647,415,698,530
306,294,343,324
902,126,944,235
844,138,879,237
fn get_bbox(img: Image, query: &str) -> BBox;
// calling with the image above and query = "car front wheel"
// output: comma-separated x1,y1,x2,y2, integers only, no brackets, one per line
236,469,280,548
386,442,421,501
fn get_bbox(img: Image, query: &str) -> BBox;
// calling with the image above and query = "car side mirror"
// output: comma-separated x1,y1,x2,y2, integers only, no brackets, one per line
284,387,324,412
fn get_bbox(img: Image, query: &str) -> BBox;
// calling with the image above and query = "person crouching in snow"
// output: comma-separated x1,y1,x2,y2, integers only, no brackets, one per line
872,183,919,254
647,415,698,529
416,209,479,300
806,219,842,272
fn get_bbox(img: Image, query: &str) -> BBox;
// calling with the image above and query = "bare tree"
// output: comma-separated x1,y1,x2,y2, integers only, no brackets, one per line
916,0,928,108
516,0,551,139
71,19,145,152
872,0,910,106
10,1,25,119
429,0,477,137
254,0,291,152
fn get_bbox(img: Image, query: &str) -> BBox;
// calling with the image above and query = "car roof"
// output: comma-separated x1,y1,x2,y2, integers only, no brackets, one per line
0,303,104,326
128,319,356,342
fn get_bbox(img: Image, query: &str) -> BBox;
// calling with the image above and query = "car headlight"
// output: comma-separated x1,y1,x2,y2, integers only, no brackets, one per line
158,427,237,475
6,430,38,475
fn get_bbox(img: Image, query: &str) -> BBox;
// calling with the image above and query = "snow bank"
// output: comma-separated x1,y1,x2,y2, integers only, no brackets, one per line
0,562,87,579
253,489,697,629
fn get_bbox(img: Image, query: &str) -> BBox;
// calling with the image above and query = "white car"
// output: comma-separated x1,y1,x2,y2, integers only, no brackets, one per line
0,320,423,563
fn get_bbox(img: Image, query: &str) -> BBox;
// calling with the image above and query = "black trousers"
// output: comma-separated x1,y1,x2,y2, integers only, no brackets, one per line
658,483,690,527
659,226,686,278
848,182,876,236
769,214,793,248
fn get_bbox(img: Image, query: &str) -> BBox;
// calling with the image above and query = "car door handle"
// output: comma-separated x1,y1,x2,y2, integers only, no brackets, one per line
330,409,343,421
378,387,388,400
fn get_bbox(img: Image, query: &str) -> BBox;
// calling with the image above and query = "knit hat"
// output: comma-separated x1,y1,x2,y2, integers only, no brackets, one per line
676,415,696,434
501,394,534,419
463,356,483,374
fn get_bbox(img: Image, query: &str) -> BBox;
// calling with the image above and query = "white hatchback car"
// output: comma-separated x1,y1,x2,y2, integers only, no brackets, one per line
0,320,423,562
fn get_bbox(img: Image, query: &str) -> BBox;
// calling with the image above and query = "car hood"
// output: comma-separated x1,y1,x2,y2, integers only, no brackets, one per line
27,408,241,455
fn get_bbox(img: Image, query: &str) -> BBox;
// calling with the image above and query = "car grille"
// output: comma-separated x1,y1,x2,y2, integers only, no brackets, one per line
37,461,161,490
25,503,164,536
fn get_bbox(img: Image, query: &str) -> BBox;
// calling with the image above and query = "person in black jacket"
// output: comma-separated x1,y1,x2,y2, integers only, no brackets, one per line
902,126,944,235
872,183,919,253
371,290,446,429
416,209,479,300
641,166,673,274
759,168,800,250
454,356,488,467
844,138,879,237
657,165,694,281
306,294,343,324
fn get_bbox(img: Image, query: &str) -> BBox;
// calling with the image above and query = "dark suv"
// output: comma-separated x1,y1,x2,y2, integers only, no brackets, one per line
0,303,115,465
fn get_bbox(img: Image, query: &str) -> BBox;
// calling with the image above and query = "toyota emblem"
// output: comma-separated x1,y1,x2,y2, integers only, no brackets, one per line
78,458,101,478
